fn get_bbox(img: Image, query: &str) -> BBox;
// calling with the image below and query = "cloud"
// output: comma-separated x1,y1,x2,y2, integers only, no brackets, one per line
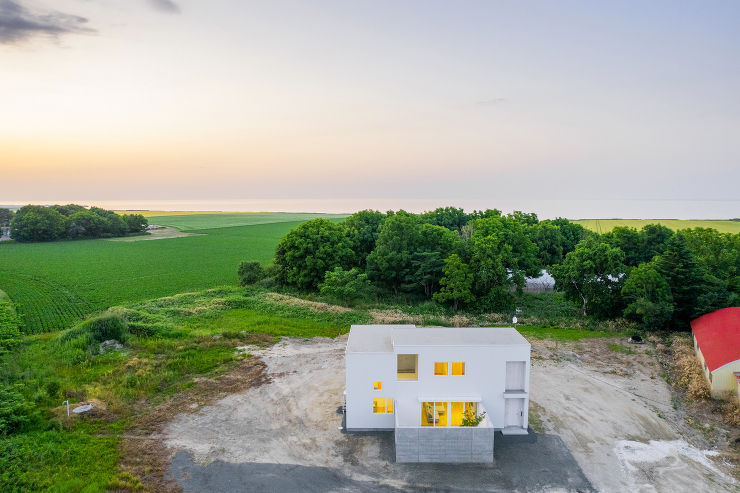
0,0,96,44
148,0,180,14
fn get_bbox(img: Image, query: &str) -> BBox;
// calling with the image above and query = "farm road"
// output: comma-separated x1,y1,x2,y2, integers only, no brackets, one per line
162,335,734,492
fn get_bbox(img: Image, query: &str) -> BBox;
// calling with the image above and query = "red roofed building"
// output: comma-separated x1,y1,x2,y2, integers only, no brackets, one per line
691,307,740,397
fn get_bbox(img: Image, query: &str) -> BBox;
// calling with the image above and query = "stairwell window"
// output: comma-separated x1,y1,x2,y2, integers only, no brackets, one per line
451,362,465,375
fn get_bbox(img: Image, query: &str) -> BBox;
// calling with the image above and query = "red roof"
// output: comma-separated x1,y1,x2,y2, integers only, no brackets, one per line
691,307,740,372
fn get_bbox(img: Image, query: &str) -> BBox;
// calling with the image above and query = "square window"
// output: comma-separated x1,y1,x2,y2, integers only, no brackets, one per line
397,354,418,380
452,362,465,375
434,362,448,375
373,382,382,390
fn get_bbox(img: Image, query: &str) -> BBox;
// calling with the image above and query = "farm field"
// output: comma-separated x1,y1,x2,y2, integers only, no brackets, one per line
574,218,740,234
0,219,342,333
139,212,347,230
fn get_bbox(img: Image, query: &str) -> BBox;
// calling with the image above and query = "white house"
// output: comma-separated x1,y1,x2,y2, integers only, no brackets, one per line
344,324,531,462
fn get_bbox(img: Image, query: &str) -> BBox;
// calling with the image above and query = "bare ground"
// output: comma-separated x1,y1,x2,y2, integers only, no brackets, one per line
159,336,738,492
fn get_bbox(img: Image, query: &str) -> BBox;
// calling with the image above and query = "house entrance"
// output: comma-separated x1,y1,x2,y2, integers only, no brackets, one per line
505,398,524,428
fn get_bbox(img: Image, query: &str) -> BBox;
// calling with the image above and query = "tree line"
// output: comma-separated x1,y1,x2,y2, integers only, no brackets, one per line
239,207,739,331
6,205,148,242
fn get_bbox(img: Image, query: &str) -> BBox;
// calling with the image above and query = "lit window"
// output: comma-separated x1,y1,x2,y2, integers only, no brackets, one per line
373,397,393,414
373,397,386,414
434,362,448,375
373,382,382,390
397,354,418,380
452,362,465,375
422,402,448,426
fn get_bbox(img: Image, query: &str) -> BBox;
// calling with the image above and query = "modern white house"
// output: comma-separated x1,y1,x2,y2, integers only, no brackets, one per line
344,324,531,462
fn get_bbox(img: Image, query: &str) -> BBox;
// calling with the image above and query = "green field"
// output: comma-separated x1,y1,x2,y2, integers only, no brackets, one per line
147,212,347,231
574,219,740,234
0,219,342,333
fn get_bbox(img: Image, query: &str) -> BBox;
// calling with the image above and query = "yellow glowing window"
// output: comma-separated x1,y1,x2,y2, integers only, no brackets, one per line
386,398,393,413
373,397,386,414
434,362,448,375
374,382,382,390
452,362,465,375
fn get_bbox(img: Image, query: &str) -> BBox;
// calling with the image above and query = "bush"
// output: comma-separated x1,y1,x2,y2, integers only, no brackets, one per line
0,302,22,353
57,312,129,362
0,384,38,435
238,261,265,286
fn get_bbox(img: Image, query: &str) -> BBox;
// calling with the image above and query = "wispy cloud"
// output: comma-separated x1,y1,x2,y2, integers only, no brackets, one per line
0,0,96,44
148,0,180,14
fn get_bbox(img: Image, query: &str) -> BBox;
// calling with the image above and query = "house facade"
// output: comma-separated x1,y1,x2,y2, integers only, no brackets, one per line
345,324,531,462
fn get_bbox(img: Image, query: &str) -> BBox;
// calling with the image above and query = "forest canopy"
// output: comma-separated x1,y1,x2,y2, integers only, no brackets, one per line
245,207,740,331
9,205,148,242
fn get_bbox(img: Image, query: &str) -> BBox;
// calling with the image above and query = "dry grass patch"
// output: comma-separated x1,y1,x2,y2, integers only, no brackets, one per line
672,336,711,400
260,292,352,313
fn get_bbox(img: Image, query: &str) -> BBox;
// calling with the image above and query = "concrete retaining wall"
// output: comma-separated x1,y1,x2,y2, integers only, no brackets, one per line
395,427,494,463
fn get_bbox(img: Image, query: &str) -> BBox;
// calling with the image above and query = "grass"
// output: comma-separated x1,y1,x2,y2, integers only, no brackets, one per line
145,212,347,231
574,219,740,234
518,324,616,341
609,343,636,354
0,220,331,333
0,286,364,492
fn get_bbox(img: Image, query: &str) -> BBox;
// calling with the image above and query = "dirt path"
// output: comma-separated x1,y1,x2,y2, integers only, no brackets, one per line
161,336,736,492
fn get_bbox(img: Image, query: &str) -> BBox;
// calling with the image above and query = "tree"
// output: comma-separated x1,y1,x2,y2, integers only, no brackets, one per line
10,205,67,242
507,211,539,226
320,267,370,307
343,210,386,267
434,254,476,310
638,224,674,264
67,209,108,238
274,219,355,289
0,208,13,227
621,263,674,330
121,214,149,234
51,204,86,217
653,234,705,329
550,237,627,318
420,207,470,231
238,261,265,286
549,218,590,256
410,250,446,298
366,211,423,295
602,227,641,267
529,222,565,266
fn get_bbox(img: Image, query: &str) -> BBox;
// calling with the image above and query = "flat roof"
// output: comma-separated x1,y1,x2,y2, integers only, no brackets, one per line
392,326,529,347
346,325,529,353
346,324,414,353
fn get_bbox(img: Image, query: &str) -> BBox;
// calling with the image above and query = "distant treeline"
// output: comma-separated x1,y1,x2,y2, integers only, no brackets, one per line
240,207,740,331
5,205,148,242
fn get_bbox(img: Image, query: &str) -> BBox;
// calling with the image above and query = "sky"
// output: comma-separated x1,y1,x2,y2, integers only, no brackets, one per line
1,0,739,205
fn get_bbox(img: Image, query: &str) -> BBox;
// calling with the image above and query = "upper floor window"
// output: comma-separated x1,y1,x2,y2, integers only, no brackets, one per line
452,362,465,375
373,382,382,390
397,354,418,381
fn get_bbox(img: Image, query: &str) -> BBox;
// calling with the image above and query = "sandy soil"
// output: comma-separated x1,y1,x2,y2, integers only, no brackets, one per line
161,335,737,492
529,338,736,492
107,226,204,241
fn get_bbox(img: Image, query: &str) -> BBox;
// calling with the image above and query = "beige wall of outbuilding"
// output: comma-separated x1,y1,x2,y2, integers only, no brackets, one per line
694,333,740,398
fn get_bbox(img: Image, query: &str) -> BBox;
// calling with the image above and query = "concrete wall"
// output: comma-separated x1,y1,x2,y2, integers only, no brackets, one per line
395,426,494,463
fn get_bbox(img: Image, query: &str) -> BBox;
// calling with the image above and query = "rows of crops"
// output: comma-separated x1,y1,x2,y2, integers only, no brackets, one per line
574,219,740,234
0,220,335,333
145,212,347,231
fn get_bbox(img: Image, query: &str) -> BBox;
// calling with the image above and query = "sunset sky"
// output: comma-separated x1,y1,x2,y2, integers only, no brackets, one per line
2,1,739,204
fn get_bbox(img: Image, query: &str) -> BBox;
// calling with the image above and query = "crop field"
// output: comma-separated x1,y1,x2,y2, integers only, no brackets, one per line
142,212,347,230
0,219,344,333
574,219,740,234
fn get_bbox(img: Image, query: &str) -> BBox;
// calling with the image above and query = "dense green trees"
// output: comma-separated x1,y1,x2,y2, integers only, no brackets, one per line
263,207,738,328
0,208,13,227
274,218,355,289
9,204,148,242
237,261,265,286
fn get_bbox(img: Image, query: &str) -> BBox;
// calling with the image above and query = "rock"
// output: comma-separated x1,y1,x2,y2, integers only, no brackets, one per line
99,339,124,354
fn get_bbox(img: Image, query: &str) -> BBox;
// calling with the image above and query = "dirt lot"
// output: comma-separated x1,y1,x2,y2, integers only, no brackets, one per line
161,335,737,492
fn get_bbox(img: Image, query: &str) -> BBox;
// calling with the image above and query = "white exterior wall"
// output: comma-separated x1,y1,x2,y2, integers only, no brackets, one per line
346,343,530,430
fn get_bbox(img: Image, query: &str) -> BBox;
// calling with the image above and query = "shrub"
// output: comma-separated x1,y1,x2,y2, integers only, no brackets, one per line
0,384,38,435
57,312,129,362
0,302,22,353
238,261,265,286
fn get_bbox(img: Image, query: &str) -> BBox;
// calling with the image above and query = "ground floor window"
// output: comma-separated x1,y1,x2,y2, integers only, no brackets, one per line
450,402,477,426
373,397,393,413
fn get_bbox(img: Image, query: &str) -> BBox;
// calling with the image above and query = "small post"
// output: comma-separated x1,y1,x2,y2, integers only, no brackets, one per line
62,400,69,417
513,316,518,330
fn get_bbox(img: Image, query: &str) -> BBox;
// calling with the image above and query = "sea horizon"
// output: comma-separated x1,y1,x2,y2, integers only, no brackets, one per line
1,198,738,221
